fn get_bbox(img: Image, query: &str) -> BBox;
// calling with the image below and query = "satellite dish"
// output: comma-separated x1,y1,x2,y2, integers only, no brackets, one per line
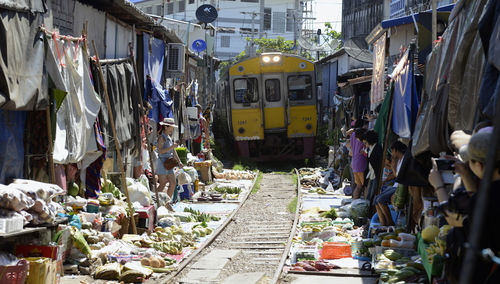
195,4,218,24
192,39,207,53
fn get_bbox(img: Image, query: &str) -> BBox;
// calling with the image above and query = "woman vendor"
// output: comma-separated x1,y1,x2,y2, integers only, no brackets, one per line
157,118,183,197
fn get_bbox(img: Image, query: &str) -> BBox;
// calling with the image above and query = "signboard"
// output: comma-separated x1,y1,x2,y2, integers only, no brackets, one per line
370,33,386,110
390,0,405,18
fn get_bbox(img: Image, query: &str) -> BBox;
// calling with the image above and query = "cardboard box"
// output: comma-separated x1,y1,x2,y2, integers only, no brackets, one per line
16,244,63,282
135,205,155,233
194,161,212,183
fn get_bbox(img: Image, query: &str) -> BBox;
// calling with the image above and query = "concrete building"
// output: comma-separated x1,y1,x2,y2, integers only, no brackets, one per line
134,0,302,60
341,0,385,49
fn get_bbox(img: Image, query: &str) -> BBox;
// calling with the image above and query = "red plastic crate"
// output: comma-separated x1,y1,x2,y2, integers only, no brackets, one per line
0,259,29,284
320,242,352,259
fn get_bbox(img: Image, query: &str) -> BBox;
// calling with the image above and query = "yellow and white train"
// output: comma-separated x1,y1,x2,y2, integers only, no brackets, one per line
215,52,317,160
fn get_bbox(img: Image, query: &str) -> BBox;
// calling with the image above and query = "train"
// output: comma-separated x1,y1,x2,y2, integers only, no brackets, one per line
215,52,317,160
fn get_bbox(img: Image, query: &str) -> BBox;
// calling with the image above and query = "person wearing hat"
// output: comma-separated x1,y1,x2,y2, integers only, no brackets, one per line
157,118,183,197
428,130,500,284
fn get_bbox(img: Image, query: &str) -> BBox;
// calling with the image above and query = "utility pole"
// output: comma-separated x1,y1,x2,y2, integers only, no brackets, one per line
241,11,258,57
260,0,264,38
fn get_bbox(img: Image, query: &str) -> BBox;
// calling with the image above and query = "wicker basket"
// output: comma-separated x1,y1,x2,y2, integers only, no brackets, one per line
0,259,29,284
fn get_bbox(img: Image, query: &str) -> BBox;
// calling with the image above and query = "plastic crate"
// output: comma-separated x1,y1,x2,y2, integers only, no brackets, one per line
320,242,352,259
0,259,29,284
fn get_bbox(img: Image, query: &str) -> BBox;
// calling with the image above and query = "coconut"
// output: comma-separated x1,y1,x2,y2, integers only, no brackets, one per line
140,258,151,266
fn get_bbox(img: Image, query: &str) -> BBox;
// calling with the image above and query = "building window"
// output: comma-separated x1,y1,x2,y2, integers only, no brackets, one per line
189,0,195,3
178,0,186,12
167,2,174,14
241,0,258,2
221,36,230,48
264,8,271,31
155,5,162,16
286,9,294,32
272,12,285,33
218,27,236,33
240,28,258,35
145,6,152,14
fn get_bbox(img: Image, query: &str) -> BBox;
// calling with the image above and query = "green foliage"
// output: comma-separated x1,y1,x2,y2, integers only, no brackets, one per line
251,172,263,193
323,22,342,44
232,160,258,171
251,36,295,53
287,197,298,213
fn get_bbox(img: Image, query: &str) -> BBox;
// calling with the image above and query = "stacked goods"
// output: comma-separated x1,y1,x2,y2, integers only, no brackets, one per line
213,170,254,180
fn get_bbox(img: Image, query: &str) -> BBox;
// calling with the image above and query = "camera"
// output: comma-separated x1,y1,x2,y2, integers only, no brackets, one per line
434,158,455,184
436,159,454,171
437,187,471,216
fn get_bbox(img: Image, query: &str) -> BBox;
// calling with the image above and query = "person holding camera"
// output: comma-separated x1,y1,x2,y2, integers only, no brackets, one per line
428,130,500,284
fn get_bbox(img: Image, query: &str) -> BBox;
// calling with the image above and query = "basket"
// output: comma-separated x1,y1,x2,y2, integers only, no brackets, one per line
0,259,29,284
320,242,352,259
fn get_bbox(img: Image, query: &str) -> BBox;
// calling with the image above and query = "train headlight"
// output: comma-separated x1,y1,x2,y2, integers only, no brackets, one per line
238,127,245,134
306,123,312,130
262,56,271,63
272,56,281,62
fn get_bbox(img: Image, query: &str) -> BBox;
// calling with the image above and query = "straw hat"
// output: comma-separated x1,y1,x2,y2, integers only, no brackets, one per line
159,118,178,128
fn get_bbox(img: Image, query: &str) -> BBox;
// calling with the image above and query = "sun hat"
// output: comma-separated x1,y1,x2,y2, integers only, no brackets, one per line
459,130,500,163
159,117,178,128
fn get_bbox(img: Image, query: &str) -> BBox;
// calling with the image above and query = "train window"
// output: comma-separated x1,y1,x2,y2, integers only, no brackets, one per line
265,79,280,102
288,75,312,101
234,78,259,104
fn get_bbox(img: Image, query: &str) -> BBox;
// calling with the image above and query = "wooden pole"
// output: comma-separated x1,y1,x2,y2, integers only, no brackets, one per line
130,54,160,208
46,107,56,184
432,0,437,46
92,41,137,234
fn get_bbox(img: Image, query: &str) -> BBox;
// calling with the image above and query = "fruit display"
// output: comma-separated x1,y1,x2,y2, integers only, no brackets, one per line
214,186,242,194
183,207,221,222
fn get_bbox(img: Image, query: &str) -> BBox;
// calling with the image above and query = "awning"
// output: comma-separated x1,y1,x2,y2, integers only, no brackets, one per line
381,4,455,29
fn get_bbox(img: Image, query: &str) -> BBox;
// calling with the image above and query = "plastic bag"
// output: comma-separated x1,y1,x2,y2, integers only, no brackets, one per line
349,199,370,219
176,170,192,186
0,185,35,212
71,226,91,256
11,179,64,201
128,181,152,207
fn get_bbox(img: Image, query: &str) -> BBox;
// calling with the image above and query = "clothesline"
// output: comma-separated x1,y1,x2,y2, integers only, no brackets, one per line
40,26,85,42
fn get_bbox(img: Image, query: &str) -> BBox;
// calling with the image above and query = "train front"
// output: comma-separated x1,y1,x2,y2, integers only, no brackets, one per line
228,53,317,160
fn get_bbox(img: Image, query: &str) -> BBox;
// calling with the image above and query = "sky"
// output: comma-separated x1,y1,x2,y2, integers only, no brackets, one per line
313,0,342,33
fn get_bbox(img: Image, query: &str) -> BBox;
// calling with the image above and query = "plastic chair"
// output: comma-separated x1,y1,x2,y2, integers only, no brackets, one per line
368,205,401,237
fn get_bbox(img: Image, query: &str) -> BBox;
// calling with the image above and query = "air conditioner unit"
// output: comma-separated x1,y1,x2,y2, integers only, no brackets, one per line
166,43,185,73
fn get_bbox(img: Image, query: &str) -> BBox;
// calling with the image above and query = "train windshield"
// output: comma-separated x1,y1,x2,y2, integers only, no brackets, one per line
234,78,259,104
287,75,312,101
265,79,281,102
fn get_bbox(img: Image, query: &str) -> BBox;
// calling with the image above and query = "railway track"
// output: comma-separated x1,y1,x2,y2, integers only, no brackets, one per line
172,172,300,284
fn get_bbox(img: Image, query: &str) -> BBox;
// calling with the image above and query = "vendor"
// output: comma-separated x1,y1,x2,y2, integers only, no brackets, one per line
157,118,183,197
191,104,209,156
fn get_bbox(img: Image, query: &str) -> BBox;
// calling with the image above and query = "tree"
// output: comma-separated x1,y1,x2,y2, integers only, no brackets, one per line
323,22,342,44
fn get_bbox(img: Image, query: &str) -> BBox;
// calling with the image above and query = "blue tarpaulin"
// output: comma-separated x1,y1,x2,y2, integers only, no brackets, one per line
392,50,419,138
0,110,26,184
143,33,165,86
